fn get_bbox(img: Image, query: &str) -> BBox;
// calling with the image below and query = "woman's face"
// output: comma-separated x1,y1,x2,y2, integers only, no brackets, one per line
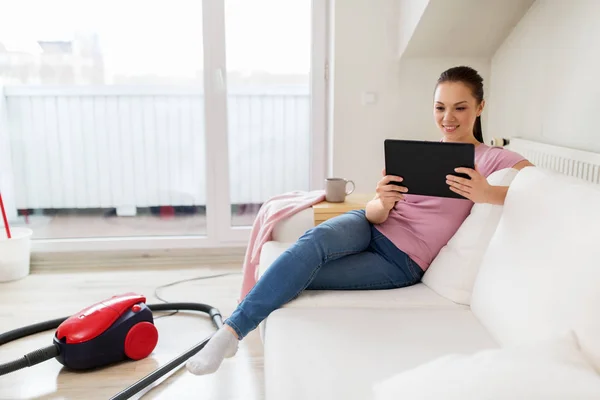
433,81,484,143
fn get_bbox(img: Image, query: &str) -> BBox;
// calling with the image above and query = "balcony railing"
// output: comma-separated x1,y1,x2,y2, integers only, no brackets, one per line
2,85,310,215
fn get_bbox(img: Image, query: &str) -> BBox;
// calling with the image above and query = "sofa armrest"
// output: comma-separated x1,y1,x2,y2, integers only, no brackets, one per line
272,207,314,243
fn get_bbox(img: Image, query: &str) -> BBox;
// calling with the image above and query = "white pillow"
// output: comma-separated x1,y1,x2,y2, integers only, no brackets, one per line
372,332,600,400
422,168,519,305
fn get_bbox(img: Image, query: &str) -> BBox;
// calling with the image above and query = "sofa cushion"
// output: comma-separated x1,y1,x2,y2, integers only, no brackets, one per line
263,308,497,400
258,241,464,310
372,331,600,400
471,167,600,371
422,168,519,305
271,207,314,243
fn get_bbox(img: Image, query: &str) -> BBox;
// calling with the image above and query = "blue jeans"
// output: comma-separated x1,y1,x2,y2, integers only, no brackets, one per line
226,209,424,339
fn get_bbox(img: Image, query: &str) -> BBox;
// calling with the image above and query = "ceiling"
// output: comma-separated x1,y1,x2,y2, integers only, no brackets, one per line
400,0,537,58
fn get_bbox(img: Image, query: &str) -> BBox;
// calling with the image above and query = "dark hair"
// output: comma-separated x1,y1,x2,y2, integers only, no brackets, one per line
436,66,484,144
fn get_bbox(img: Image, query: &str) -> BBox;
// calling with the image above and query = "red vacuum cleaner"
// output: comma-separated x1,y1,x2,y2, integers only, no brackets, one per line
0,292,223,399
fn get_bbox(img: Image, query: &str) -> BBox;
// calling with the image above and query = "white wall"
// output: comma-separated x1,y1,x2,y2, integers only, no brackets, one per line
488,0,600,153
328,0,398,193
328,0,600,193
328,0,491,193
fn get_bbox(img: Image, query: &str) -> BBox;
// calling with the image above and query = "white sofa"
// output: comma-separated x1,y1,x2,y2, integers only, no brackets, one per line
256,166,600,399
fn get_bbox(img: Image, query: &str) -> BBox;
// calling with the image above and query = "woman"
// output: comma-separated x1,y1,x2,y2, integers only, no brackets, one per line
186,65,534,375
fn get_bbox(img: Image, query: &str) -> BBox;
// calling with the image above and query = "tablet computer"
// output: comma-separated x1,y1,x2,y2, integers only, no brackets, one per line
384,139,475,199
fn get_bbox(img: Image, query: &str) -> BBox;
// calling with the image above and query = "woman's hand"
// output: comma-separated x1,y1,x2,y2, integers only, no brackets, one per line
376,168,407,210
446,165,492,203
366,169,406,224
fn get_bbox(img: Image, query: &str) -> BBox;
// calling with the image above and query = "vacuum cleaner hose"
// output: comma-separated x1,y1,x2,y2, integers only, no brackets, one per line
0,317,70,377
0,302,223,399
0,344,60,376
0,316,69,345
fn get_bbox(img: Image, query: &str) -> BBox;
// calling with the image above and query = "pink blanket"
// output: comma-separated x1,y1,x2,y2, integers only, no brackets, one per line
238,190,326,302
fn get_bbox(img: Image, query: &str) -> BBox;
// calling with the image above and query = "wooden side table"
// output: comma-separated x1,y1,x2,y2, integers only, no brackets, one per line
312,193,374,225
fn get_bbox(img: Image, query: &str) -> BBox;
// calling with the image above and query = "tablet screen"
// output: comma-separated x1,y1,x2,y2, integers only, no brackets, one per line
384,139,475,199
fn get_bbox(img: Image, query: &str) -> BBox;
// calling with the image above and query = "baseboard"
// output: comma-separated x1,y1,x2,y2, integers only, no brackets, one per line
31,247,247,272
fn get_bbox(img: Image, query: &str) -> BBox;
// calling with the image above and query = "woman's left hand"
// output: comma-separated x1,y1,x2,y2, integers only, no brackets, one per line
446,165,491,203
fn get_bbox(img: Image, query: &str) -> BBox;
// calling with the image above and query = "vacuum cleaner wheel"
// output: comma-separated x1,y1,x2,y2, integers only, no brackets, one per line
124,322,159,361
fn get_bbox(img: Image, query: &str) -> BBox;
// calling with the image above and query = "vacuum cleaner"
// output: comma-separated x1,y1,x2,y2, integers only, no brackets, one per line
0,292,223,399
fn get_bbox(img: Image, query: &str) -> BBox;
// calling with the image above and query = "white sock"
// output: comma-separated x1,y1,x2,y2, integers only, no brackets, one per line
185,326,239,375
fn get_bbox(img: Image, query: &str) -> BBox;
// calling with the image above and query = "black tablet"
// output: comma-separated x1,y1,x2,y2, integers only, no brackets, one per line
384,139,475,199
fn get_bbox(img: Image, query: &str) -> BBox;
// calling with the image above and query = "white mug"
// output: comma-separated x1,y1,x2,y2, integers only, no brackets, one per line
325,178,355,202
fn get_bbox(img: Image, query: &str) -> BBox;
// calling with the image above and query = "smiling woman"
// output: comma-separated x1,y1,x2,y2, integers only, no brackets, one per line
373,65,535,270
182,65,535,378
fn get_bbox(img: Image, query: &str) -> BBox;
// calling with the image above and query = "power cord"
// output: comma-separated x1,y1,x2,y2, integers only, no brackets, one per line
152,272,242,320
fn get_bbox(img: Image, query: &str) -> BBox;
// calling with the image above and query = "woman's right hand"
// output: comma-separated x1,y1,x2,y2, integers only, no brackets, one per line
376,168,407,210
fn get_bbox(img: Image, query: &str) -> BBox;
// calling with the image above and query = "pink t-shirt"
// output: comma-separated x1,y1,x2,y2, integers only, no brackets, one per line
374,143,526,271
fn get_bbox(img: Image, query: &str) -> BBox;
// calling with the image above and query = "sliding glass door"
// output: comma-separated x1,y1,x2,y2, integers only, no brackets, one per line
0,0,327,251
216,0,327,242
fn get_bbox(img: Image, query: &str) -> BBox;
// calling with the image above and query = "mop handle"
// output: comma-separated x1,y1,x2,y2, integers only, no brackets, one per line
0,193,11,239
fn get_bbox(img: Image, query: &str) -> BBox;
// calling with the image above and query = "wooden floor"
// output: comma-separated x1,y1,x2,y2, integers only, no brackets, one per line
0,265,264,400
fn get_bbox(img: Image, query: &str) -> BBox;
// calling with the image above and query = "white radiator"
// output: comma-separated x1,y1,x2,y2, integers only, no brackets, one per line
5,87,310,210
508,138,600,185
